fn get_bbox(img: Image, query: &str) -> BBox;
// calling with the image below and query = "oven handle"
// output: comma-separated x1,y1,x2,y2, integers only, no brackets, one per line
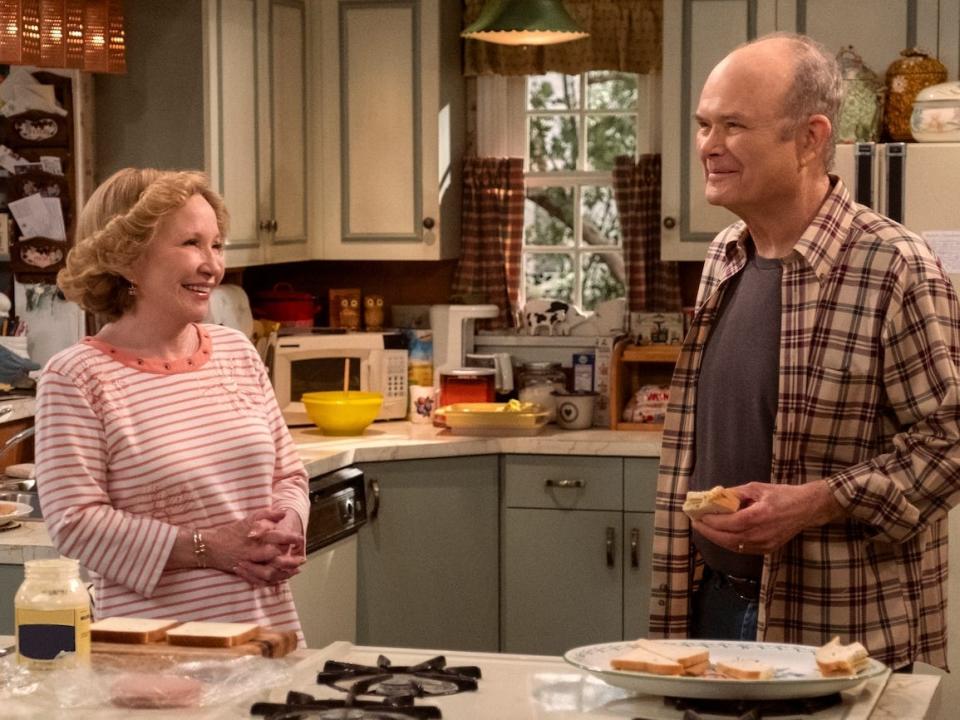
368,478,380,519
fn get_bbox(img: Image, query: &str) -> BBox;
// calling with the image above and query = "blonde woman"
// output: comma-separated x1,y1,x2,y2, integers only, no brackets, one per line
35,168,309,640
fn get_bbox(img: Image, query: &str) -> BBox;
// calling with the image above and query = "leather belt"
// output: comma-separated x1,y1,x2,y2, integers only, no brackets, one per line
717,570,760,602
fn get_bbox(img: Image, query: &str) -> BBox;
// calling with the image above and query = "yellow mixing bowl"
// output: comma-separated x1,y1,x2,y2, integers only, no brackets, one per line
302,391,383,436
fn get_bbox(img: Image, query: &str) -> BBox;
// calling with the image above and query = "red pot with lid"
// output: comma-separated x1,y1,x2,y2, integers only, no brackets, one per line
252,283,320,327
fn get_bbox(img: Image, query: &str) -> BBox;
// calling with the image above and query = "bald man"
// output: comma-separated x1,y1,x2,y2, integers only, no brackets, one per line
648,33,960,671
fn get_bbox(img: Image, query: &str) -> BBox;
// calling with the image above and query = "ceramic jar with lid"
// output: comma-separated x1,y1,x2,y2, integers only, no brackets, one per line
518,362,566,422
836,46,884,143
883,48,948,141
910,81,960,142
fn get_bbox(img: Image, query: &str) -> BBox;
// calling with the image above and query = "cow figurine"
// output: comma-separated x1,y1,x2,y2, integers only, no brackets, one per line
523,299,574,336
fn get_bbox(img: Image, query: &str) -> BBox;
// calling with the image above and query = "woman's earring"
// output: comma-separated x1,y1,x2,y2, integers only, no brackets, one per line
127,283,137,296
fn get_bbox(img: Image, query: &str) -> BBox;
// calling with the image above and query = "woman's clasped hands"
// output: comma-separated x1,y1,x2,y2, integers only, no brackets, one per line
208,508,306,588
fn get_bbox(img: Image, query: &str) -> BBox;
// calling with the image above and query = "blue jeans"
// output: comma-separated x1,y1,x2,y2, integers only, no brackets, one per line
691,566,759,641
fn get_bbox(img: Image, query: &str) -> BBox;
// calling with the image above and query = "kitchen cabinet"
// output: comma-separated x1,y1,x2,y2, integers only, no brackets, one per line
311,0,464,260
94,0,309,268
660,0,955,261
500,455,658,655
356,456,499,652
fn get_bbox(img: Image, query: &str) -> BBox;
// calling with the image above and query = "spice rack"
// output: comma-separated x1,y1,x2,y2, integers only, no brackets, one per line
609,340,681,431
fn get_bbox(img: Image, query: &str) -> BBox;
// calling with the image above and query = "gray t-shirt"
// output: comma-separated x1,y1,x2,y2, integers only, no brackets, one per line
691,246,781,578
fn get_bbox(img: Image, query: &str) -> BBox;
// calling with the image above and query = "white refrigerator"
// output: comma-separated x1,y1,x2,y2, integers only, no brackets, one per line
834,142,960,289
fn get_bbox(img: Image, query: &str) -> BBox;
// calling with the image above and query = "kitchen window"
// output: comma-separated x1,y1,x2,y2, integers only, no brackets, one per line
522,71,649,311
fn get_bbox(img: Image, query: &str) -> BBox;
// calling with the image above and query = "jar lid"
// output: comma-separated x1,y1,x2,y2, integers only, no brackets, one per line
24,558,80,575
915,80,960,103
442,368,496,377
522,361,561,370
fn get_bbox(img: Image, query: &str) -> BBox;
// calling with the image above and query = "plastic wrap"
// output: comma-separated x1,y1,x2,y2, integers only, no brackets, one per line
1,652,292,714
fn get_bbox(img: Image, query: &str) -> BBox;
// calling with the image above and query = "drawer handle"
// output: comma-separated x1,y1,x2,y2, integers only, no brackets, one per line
545,479,584,489
606,526,615,567
630,527,639,568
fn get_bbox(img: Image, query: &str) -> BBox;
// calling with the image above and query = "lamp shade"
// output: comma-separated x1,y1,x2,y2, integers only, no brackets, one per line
462,0,588,46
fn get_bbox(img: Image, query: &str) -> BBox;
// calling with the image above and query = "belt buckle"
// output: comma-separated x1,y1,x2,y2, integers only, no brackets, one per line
724,573,760,602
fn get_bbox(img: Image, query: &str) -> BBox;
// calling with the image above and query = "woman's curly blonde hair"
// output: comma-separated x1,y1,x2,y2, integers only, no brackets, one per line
57,168,229,320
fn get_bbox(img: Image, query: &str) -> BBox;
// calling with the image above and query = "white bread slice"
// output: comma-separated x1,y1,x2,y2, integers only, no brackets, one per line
815,636,870,677
91,617,180,644
632,639,710,669
610,646,684,675
683,660,710,676
683,486,741,520
165,621,259,648
715,658,775,680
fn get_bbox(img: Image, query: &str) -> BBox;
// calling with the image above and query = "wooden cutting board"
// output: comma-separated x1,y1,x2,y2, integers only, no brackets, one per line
92,627,298,663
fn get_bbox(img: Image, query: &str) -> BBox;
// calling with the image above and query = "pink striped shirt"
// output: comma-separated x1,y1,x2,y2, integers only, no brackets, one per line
35,323,309,638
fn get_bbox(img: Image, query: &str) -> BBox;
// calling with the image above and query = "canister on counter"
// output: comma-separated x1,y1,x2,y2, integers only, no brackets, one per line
518,362,567,422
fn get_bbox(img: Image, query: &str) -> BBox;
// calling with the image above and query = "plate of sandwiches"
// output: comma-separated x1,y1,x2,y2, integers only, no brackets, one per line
564,637,887,700
0,500,33,524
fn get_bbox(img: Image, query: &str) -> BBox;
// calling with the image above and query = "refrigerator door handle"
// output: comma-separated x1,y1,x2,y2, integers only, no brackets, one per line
885,143,906,224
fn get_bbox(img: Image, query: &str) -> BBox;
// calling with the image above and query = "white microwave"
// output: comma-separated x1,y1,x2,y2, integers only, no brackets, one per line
270,332,409,425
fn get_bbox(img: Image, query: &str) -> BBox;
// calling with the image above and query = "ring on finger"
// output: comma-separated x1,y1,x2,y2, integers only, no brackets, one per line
737,542,744,553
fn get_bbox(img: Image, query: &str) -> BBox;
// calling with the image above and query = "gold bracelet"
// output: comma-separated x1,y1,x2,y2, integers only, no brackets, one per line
192,529,208,569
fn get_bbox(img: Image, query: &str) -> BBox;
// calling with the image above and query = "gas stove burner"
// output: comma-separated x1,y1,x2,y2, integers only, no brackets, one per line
318,654,481,699
251,690,442,719
665,692,843,719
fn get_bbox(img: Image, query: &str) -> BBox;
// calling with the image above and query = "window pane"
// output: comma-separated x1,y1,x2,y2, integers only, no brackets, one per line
586,114,636,171
524,253,574,302
586,71,638,110
525,187,574,247
581,252,625,311
527,73,579,111
581,185,621,247
529,115,578,172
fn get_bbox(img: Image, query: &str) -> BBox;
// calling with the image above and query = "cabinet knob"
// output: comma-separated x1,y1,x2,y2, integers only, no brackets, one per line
422,217,435,230
662,216,677,229
259,220,271,231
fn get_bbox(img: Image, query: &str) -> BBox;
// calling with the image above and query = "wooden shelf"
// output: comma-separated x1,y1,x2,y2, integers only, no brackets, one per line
620,344,682,363
610,340,680,431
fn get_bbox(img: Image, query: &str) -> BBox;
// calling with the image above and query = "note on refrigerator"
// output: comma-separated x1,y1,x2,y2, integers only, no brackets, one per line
923,231,960,273
7,193,66,240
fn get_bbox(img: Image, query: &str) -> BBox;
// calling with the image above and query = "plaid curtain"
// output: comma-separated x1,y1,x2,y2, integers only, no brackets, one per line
452,157,525,328
612,154,682,311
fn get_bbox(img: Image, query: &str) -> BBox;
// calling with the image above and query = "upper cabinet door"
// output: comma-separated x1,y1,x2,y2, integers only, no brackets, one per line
212,0,264,266
661,0,949,262
207,0,310,268
267,0,309,263
313,0,464,260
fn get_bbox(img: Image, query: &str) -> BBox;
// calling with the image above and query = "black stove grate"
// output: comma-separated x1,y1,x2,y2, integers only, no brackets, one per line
664,692,843,719
317,655,481,698
251,690,442,719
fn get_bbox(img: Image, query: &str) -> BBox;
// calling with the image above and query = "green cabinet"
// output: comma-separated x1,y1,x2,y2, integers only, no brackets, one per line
501,455,658,655
356,456,499,652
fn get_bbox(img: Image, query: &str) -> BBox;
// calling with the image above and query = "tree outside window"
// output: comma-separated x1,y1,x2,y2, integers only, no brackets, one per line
524,71,640,311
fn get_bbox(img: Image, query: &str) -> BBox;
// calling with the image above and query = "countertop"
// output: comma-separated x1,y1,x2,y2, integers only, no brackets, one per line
0,637,942,719
0,421,662,559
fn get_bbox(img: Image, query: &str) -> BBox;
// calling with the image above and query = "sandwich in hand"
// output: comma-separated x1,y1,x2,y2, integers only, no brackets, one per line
611,639,710,676
815,636,870,677
683,486,740,520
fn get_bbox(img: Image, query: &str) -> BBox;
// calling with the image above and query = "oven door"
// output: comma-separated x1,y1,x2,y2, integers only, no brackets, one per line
289,467,366,648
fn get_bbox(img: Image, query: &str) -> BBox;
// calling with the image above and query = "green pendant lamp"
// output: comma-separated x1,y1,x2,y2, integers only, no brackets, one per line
462,0,589,46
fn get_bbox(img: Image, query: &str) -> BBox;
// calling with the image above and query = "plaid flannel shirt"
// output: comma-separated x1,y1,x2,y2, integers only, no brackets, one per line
648,178,960,669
